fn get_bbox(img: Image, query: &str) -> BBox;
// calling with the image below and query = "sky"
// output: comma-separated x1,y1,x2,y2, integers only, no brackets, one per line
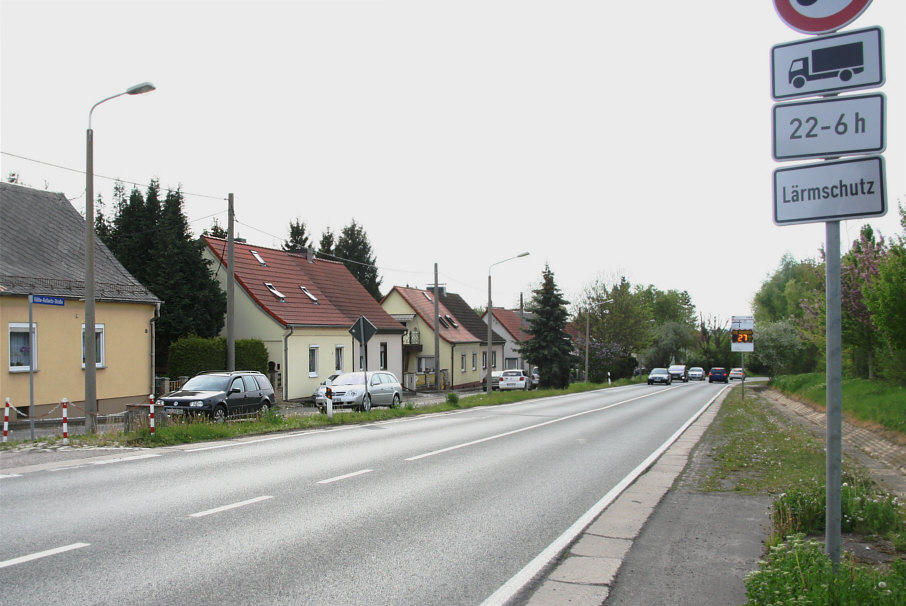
2,0,903,324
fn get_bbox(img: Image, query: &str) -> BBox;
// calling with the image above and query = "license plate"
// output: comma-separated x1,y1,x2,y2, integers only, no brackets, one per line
165,407,183,414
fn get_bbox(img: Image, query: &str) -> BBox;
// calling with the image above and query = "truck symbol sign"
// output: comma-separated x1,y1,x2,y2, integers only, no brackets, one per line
789,42,863,89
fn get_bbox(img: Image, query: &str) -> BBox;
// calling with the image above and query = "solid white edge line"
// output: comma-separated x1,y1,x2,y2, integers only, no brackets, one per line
406,387,674,462
91,453,160,465
0,542,91,569
480,385,730,606
317,469,374,484
189,495,273,518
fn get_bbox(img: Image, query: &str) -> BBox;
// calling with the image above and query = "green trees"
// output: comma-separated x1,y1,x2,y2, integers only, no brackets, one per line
283,218,311,253
97,180,226,370
334,220,382,300
520,265,573,389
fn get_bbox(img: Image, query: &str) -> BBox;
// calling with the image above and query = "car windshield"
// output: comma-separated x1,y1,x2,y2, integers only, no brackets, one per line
333,372,366,386
651,369,668,375
503,371,521,377
181,375,229,391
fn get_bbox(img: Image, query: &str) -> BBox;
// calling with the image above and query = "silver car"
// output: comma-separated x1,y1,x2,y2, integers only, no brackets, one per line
320,371,403,413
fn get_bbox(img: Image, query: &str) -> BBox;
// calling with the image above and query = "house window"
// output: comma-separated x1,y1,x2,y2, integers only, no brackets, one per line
445,314,458,328
309,345,319,377
482,351,487,370
417,357,435,372
472,353,477,371
461,353,466,373
81,324,105,368
264,282,285,302
250,250,267,266
379,342,387,370
438,316,449,328
505,357,519,369
492,351,498,369
335,346,344,373
9,323,37,372
423,292,433,302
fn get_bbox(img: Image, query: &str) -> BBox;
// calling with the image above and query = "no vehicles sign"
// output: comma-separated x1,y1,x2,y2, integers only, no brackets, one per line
773,0,873,35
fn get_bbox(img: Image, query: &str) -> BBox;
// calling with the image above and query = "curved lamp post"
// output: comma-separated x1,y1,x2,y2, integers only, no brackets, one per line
486,252,529,394
85,82,155,433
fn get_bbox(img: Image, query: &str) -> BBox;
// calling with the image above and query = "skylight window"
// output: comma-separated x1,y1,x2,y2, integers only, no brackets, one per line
445,314,459,328
438,317,449,328
423,292,433,302
250,250,267,266
300,286,319,304
264,282,285,302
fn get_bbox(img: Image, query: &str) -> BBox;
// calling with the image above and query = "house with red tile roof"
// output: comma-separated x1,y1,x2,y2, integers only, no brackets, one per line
202,237,405,401
381,286,503,390
484,307,534,372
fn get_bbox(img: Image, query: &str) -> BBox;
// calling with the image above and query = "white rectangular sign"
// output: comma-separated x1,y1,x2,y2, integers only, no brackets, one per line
773,156,886,226
771,27,884,100
773,93,885,161
731,316,754,353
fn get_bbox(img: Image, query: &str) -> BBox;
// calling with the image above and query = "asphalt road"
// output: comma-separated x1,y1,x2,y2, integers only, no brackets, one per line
1,382,727,605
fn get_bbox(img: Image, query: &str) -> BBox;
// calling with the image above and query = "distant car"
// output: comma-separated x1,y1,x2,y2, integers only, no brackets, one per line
321,371,402,413
499,369,530,391
530,367,540,389
688,367,705,381
709,367,729,383
647,368,672,385
481,371,503,390
160,370,275,422
668,364,688,383
313,373,341,409
729,368,746,381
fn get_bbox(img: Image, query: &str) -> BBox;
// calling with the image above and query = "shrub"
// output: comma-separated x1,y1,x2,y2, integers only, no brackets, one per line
167,336,269,377
446,392,460,406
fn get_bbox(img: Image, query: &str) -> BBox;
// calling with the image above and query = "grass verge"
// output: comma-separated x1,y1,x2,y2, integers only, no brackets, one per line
697,386,906,604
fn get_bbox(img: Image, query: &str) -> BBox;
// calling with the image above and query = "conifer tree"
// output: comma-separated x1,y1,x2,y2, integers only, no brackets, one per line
334,219,382,300
282,218,311,252
520,265,573,388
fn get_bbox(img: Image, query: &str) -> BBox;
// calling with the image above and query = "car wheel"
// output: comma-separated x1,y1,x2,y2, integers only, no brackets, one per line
647,381,652,385
259,400,270,416
391,393,401,409
360,394,372,413
211,405,227,423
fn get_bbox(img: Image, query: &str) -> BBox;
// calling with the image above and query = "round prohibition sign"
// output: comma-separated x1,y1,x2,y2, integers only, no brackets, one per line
773,0,873,35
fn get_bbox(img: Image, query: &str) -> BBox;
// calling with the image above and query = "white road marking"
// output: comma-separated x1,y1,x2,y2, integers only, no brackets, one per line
317,469,373,484
91,453,160,465
0,473,23,479
0,543,91,569
189,495,273,518
406,388,672,461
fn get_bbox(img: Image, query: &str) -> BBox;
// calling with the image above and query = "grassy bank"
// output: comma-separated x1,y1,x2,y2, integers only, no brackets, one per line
771,373,906,438
697,386,906,604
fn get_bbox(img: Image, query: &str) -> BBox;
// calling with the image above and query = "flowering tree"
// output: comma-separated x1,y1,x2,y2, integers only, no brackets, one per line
841,225,887,378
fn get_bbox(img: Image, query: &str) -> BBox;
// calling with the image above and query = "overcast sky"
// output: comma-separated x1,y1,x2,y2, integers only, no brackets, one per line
2,0,903,323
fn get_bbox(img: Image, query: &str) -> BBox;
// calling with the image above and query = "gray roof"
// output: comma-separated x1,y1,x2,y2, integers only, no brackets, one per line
0,182,160,304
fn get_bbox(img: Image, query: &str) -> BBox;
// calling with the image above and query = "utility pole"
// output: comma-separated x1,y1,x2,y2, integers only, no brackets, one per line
433,264,440,390
227,194,235,371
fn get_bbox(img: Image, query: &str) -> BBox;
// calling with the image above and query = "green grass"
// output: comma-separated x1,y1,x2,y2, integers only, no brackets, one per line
696,385,906,604
771,373,906,437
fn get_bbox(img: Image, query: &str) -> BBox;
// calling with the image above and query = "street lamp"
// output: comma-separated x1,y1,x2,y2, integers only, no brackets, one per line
487,252,529,394
85,82,155,433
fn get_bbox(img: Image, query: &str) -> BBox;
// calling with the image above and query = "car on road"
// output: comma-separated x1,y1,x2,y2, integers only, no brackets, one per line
530,367,540,389
729,368,746,381
160,370,275,422
668,364,688,383
498,369,531,391
688,367,705,381
708,367,729,383
320,370,403,413
647,368,672,385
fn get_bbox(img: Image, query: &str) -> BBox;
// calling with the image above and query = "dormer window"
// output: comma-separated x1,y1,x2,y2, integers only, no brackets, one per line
445,314,459,328
423,292,433,302
264,282,285,302
250,250,267,266
300,286,319,304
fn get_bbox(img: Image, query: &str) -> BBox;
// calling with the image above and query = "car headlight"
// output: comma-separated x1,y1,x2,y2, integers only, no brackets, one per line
346,390,359,397
190,401,205,407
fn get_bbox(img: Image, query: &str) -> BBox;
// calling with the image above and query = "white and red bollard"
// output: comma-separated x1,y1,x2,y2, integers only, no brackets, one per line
149,394,155,435
3,398,9,443
62,398,69,445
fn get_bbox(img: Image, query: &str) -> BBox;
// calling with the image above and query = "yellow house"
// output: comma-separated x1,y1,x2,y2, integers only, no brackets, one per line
1,183,160,418
381,286,505,390
201,237,405,401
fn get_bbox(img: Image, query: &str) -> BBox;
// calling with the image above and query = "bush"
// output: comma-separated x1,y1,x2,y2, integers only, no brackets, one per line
168,336,269,377
446,392,460,407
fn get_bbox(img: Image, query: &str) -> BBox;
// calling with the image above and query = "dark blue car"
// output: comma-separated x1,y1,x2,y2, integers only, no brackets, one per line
708,367,729,383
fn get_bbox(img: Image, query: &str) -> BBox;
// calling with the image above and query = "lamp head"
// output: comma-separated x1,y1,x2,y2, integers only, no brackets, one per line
127,82,156,95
